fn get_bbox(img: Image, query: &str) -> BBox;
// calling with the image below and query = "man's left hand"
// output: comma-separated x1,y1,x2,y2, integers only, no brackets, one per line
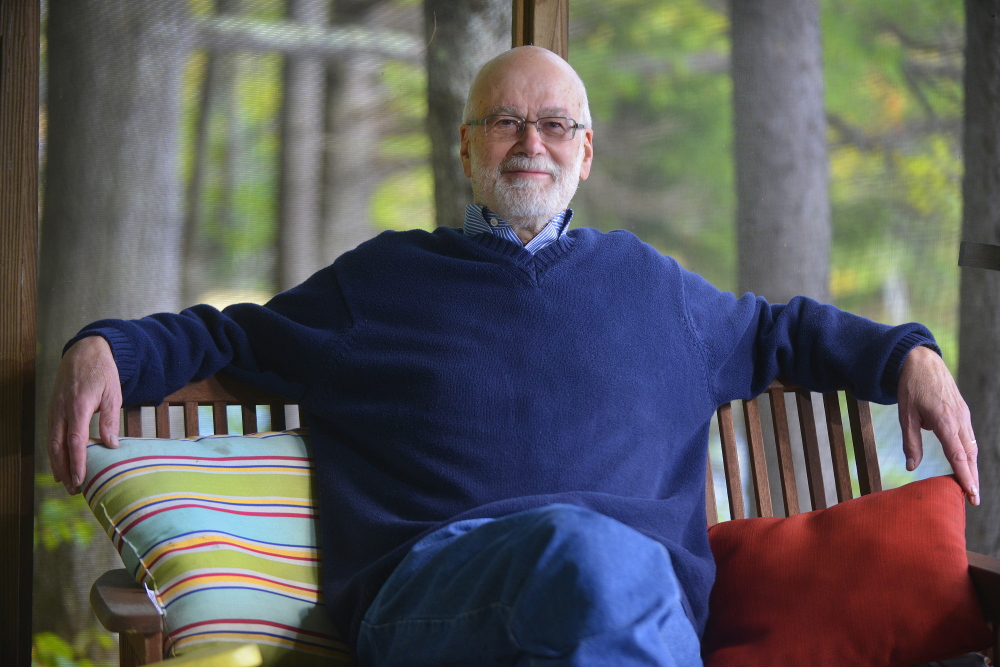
897,345,979,505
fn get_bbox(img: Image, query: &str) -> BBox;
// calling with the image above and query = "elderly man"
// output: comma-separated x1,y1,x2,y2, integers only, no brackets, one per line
49,47,978,666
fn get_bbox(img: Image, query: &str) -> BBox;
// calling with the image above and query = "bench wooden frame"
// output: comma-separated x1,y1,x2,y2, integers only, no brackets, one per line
90,375,1000,665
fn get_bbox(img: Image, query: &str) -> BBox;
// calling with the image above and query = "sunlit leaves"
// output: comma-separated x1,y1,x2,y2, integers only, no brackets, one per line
34,475,97,551
570,0,733,287
824,0,962,365
33,631,92,667
379,59,427,121
372,59,432,229
371,165,434,232
32,626,115,667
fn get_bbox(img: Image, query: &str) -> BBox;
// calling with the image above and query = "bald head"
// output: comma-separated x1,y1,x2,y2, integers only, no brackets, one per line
464,46,591,129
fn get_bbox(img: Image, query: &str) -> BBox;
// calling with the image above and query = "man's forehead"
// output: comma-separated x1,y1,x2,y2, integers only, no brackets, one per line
487,104,574,118
475,76,583,115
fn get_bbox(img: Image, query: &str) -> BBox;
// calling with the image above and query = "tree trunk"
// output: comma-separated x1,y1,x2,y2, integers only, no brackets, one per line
730,0,831,515
959,0,1000,558
276,0,328,291
35,0,190,641
321,0,387,263
731,0,830,304
424,0,510,228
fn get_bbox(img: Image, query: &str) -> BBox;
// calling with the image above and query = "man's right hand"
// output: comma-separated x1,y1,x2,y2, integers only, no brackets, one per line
48,336,122,495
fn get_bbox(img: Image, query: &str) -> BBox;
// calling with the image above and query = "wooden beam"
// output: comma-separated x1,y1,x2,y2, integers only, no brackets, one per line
0,0,40,664
195,17,423,62
959,241,1000,272
512,0,569,59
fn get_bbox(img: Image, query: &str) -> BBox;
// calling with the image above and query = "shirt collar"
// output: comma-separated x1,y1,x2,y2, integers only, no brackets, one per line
462,205,573,255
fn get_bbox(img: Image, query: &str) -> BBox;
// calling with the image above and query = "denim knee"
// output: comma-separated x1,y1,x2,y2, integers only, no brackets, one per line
503,505,683,655
358,504,701,667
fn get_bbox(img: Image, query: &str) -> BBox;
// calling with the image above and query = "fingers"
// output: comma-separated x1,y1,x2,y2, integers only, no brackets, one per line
967,443,980,504
47,335,121,495
941,439,979,506
98,385,122,450
49,392,120,495
47,399,91,495
927,411,979,505
936,392,979,505
957,414,979,504
66,400,96,493
944,418,979,506
897,389,924,472
904,445,922,472
47,411,69,487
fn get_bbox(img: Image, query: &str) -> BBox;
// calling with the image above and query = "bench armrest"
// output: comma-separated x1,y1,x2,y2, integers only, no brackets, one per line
968,549,1000,661
91,568,166,664
969,550,1000,624
90,568,163,634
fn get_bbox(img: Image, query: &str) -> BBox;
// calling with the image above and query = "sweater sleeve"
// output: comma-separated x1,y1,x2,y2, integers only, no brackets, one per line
64,263,353,407
677,267,938,406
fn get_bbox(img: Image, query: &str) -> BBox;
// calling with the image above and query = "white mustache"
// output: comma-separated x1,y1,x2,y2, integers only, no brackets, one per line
499,156,560,178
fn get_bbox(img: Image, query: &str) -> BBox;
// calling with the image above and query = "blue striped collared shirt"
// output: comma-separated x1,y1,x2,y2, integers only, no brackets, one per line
462,205,573,255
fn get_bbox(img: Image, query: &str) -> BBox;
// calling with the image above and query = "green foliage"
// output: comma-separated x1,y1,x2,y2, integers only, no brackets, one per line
570,0,735,288
569,0,963,367
823,0,963,367
32,627,115,667
33,632,89,667
371,165,435,232
33,479,119,666
824,2,961,127
380,59,428,122
370,59,435,234
34,475,97,551
180,46,283,293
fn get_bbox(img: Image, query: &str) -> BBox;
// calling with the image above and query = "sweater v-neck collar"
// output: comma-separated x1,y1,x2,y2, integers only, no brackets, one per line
437,226,577,286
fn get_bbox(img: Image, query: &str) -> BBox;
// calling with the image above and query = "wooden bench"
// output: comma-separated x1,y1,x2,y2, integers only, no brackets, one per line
90,375,1000,665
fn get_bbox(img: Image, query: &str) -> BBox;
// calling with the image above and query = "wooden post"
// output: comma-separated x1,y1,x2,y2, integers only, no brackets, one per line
511,0,569,59
0,0,40,664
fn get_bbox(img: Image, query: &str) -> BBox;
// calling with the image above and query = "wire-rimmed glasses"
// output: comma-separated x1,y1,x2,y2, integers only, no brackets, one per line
466,115,585,142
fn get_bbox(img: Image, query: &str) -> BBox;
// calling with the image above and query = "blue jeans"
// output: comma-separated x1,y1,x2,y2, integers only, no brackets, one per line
356,504,702,666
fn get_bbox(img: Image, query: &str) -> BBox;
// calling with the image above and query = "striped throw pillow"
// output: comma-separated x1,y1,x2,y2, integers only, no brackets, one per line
83,431,353,665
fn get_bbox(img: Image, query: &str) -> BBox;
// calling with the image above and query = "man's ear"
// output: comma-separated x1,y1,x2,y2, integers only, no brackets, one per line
579,128,594,181
460,124,472,178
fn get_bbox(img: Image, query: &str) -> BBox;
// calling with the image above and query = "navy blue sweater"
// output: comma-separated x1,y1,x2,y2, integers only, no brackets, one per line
71,226,935,644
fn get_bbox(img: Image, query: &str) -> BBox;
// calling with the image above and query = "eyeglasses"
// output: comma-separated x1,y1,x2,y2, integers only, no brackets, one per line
466,115,585,142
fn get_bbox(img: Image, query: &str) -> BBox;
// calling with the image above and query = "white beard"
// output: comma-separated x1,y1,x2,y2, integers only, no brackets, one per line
471,149,584,229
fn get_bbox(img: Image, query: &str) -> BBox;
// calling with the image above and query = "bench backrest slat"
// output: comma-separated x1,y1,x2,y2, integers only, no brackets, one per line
741,397,772,518
848,398,881,496
716,403,745,520
705,458,719,527
823,393,854,504
796,389,827,511
767,387,801,516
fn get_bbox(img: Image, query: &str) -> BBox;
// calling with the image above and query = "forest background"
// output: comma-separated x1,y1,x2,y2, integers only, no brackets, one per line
30,0,998,665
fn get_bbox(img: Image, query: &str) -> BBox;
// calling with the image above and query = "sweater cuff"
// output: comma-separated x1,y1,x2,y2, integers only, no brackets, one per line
63,327,137,387
881,331,941,399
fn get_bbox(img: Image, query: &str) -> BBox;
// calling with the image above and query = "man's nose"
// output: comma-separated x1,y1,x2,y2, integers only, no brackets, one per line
513,121,546,156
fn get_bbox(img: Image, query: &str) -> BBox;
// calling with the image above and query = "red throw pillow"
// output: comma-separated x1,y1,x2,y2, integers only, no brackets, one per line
703,476,992,667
